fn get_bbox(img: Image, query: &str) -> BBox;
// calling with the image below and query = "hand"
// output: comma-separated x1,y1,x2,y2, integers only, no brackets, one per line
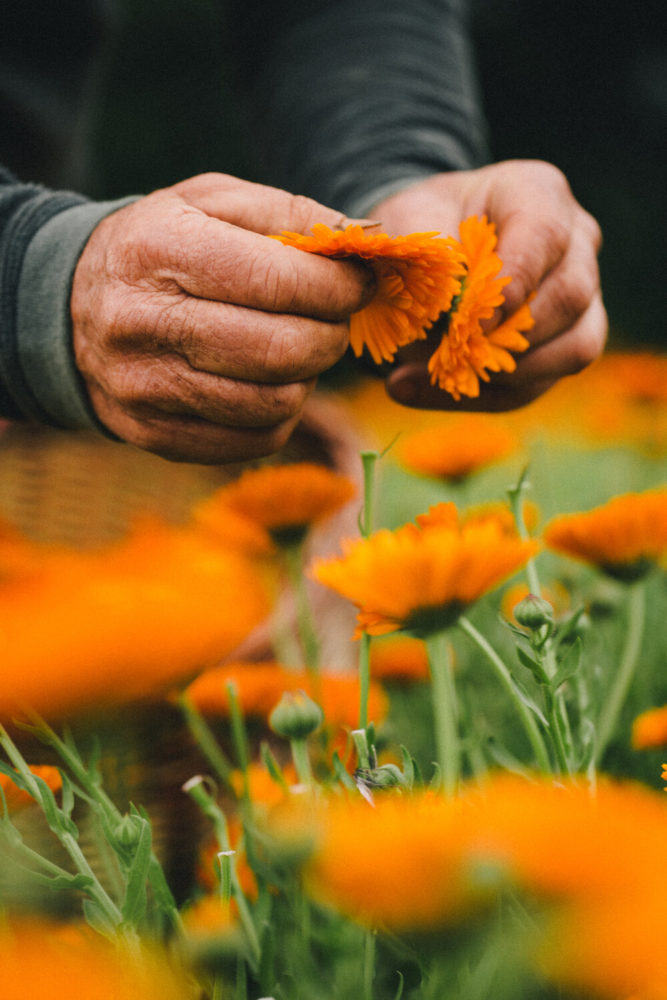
369,160,607,411
71,173,374,463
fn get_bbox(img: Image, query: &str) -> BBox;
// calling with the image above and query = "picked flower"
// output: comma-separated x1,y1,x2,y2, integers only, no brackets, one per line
193,462,356,550
312,509,538,638
428,215,534,399
273,223,465,365
543,487,667,582
274,216,533,401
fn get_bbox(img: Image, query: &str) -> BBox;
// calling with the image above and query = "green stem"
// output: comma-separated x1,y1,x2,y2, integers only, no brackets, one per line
179,693,233,786
544,689,572,775
457,616,552,774
290,738,312,787
283,542,320,678
595,581,646,765
363,928,376,1000
358,632,371,731
426,631,460,796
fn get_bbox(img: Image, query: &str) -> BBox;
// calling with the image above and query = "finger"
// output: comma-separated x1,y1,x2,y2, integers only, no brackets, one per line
522,210,603,348
99,354,316,428
115,296,351,382
386,364,558,412
105,407,305,465
156,213,374,321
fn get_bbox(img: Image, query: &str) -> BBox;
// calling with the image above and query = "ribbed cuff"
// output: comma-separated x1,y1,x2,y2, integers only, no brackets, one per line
17,197,136,431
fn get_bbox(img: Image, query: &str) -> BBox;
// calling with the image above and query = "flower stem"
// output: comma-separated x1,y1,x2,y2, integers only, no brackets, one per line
179,692,233,786
283,542,320,680
358,632,371,731
363,928,376,1000
290,738,313,787
457,616,552,774
595,581,646,765
426,631,460,796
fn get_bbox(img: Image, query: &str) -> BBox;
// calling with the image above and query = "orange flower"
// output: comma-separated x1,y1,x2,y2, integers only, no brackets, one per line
632,705,667,750
0,920,193,999
0,765,62,813
369,634,430,683
427,216,534,400
0,519,271,720
399,416,518,481
194,463,356,549
543,487,667,581
312,508,538,637
184,661,388,732
273,223,465,364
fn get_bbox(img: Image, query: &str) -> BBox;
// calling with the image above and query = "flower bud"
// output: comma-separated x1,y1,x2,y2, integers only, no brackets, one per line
269,691,323,740
514,593,554,631
114,813,142,850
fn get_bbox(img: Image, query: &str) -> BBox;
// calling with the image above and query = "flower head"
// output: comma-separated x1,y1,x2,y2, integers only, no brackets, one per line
0,765,62,813
427,216,534,399
194,463,356,550
543,487,667,581
632,705,667,750
273,224,465,364
312,508,538,638
399,416,518,482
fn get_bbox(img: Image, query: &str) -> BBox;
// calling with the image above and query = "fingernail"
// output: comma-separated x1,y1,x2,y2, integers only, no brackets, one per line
335,216,383,231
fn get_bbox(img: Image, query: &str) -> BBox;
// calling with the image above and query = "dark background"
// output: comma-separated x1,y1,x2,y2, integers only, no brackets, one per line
470,0,666,348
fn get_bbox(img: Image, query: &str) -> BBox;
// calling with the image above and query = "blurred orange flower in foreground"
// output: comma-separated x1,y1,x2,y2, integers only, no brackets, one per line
312,508,538,637
543,487,667,582
268,774,667,997
0,519,271,720
193,462,356,550
0,920,193,999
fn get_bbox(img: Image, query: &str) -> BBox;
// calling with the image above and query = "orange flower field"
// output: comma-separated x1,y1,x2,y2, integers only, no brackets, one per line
0,221,665,999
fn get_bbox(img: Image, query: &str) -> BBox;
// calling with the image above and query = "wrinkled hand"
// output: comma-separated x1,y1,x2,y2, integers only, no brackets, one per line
370,160,607,411
71,173,374,463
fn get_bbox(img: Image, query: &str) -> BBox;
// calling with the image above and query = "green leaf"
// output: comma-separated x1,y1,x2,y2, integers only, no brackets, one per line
120,814,153,926
399,745,415,789
83,898,118,937
393,971,405,1000
550,638,582,693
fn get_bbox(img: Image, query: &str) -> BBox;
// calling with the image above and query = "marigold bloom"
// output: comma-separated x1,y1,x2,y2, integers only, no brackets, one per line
0,519,271,719
427,216,534,399
369,634,430,683
184,661,388,732
0,765,62,813
0,921,192,999
312,511,538,637
194,462,357,549
631,705,667,750
274,223,465,364
543,487,667,581
399,416,518,481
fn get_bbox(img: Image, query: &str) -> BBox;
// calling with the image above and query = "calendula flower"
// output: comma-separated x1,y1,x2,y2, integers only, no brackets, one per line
0,920,193,999
632,705,667,750
312,510,538,637
0,519,271,719
428,215,534,399
0,765,62,813
369,634,431,683
184,661,388,732
543,487,667,582
273,223,465,364
194,462,356,550
399,416,518,482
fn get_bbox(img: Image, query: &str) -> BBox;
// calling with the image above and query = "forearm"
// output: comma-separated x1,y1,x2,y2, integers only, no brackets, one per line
234,0,489,216
0,167,132,428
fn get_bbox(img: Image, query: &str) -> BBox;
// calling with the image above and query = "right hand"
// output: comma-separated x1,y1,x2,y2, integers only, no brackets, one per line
71,173,375,463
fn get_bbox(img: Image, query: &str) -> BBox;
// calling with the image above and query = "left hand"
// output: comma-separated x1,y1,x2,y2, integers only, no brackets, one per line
369,159,607,411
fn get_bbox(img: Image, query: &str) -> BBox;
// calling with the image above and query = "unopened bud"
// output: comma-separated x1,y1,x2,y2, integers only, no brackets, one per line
514,593,554,631
269,691,323,740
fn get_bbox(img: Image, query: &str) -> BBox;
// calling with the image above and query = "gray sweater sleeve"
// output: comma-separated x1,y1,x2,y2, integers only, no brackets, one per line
231,0,489,216
0,166,132,428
